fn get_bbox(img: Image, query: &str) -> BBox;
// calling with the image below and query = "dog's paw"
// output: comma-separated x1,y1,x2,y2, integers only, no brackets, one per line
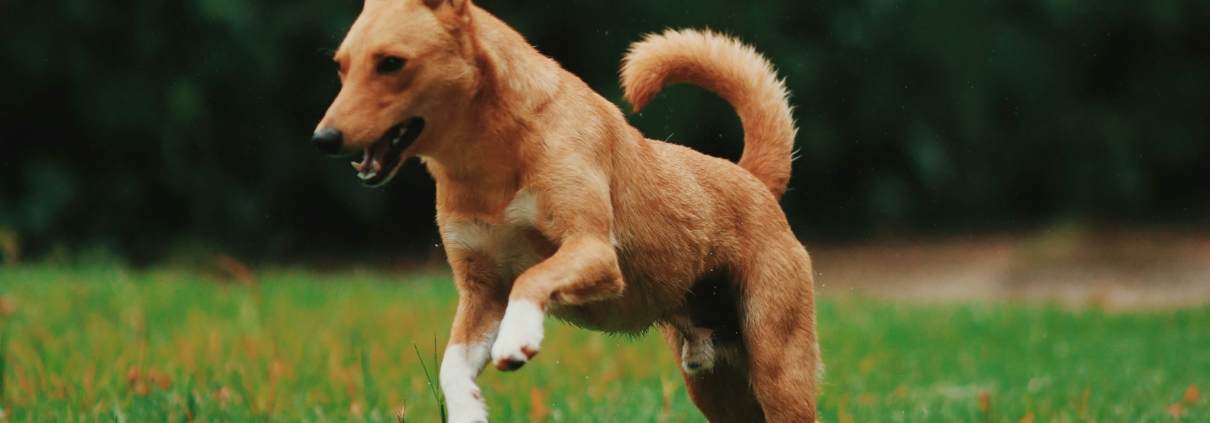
441,344,492,423
446,406,490,423
681,329,716,375
445,392,490,423
491,300,545,371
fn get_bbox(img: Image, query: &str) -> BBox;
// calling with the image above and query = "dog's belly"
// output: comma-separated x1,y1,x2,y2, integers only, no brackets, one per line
549,245,703,334
547,282,671,334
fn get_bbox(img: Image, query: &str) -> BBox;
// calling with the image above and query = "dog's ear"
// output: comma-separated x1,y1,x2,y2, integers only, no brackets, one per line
423,0,471,16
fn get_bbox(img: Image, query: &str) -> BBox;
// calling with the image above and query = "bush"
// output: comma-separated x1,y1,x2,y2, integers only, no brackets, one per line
2,0,1207,261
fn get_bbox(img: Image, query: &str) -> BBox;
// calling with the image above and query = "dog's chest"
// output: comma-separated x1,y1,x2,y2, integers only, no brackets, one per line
440,190,554,282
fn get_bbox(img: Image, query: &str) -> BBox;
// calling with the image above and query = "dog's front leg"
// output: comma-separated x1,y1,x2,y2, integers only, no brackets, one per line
491,235,623,370
440,254,508,423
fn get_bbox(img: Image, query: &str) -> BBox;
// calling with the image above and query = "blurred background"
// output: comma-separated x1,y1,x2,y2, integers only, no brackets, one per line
2,2,1209,420
2,0,1208,282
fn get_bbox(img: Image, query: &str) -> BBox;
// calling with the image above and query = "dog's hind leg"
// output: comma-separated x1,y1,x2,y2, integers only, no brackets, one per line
738,248,820,423
660,325,765,422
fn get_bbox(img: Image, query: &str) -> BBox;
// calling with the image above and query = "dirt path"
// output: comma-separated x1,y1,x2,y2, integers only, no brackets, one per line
280,225,1210,310
811,226,1210,310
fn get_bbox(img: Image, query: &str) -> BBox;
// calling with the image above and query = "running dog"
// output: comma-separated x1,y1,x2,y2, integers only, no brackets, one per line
313,0,819,421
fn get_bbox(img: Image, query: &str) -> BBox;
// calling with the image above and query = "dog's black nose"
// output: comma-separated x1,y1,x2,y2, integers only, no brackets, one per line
312,128,344,155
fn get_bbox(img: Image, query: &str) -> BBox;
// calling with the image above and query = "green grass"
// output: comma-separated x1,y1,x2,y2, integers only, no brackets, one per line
0,264,1207,422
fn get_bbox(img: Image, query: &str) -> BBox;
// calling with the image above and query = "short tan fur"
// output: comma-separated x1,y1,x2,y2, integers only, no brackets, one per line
316,1,819,421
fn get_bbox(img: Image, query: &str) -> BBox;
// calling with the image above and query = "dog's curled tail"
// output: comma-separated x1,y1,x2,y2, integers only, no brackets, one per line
621,29,797,199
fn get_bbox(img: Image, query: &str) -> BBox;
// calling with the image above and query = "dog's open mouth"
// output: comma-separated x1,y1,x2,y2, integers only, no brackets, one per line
351,117,425,186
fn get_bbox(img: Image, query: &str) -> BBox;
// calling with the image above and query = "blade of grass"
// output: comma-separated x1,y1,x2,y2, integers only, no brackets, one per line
413,342,447,423
434,334,445,422
360,342,377,408
0,323,7,401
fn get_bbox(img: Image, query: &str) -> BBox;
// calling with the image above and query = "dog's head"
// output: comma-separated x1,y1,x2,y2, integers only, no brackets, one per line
313,0,478,186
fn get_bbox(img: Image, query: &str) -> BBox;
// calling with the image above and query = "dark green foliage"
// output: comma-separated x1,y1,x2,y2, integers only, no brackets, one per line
1,0,1208,261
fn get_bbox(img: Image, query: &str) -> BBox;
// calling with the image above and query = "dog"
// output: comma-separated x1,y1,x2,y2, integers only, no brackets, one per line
313,0,819,421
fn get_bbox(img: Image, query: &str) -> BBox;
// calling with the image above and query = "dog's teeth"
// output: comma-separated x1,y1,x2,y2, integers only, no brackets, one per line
372,160,383,173
358,171,378,180
351,161,361,170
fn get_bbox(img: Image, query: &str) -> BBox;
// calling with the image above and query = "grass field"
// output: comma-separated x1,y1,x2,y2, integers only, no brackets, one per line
0,265,1207,422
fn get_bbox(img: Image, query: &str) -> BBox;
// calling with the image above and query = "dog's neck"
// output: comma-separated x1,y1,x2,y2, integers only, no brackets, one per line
423,6,566,217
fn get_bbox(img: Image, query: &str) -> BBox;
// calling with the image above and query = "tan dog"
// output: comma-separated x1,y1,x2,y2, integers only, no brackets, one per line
313,0,819,421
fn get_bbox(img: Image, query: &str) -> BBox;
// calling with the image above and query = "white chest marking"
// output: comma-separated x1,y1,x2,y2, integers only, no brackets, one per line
502,188,539,227
442,189,544,282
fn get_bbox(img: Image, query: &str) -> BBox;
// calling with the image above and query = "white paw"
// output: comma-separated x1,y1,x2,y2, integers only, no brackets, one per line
681,328,716,375
444,385,489,423
441,343,491,423
491,300,545,371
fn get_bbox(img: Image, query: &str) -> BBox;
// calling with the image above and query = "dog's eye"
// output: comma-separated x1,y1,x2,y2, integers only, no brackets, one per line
376,57,406,74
